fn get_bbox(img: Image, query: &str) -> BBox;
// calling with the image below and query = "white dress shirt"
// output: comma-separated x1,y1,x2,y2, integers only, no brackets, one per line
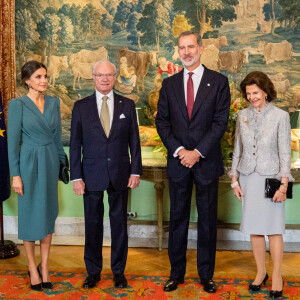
174,64,205,158
96,89,114,129
183,64,204,105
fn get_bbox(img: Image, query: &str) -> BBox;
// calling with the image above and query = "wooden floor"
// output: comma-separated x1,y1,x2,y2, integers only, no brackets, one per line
3,245,300,278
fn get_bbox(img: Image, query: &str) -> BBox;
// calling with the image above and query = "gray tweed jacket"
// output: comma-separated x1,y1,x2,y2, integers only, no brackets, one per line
230,102,293,181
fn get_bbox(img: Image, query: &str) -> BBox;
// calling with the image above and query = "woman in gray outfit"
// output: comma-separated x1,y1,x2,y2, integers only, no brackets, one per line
230,71,293,298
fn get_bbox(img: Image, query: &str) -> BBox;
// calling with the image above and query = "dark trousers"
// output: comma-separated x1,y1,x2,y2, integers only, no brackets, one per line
83,185,128,275
168,170,219,280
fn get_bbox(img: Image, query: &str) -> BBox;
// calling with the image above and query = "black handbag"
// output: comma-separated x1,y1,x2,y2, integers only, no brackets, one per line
59,154,70,184
265,178,293,199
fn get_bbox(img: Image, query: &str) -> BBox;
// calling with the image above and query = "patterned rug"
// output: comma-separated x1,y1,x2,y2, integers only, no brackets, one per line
1,269,300,299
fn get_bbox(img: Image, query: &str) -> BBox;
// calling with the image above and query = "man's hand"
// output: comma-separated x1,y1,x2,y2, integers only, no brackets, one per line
178,149,200,168
73,179,85,195
127,175,140,189
12,176,23,196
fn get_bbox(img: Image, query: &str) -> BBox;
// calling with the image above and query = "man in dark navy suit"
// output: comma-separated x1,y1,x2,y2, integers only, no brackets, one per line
155,31,231,293
70,60,142,289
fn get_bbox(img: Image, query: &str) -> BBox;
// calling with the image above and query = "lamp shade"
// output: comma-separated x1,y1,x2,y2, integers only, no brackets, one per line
290,110,300,129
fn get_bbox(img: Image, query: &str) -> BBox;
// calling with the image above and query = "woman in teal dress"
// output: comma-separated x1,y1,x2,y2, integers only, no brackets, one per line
8,60,66,291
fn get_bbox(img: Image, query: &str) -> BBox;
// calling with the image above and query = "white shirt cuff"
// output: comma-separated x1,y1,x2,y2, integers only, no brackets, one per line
194,149,204,158
174,146,184,157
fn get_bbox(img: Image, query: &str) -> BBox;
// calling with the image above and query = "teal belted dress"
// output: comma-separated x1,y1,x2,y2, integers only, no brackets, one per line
8,95,65,241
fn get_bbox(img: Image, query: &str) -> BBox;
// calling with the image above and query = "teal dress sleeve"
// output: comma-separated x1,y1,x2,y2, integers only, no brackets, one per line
7,98,22,176
54,97,66,163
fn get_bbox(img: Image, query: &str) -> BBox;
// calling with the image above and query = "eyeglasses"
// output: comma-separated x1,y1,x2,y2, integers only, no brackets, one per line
93,73,116,79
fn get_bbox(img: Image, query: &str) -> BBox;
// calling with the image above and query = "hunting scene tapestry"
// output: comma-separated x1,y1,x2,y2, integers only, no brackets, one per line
14,0,300,145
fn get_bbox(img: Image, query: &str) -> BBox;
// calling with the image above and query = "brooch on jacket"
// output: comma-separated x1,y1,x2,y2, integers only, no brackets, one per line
242,117,249,123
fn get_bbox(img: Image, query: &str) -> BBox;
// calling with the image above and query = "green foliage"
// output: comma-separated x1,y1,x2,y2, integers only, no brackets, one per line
15,8,40,65
113,0,133,34
101,14,114,30
263,0,283,22
278,0,300,27
58,14,74,45
126,12,142,47
137,0,173,50
173,0,238,32
15,9,40,49
153,135,168,158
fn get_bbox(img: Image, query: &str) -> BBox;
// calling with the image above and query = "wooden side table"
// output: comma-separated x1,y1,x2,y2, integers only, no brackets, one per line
140,160,300,251
141,158,167,251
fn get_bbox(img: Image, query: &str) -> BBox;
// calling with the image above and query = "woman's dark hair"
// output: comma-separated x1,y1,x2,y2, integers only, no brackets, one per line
21,60,47,89
240,71,277,102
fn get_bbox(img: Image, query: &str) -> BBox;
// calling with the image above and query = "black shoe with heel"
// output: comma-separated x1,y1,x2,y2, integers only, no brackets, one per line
249,273,269,291
270,278,283,298
37,264,54,289
28,271,43,291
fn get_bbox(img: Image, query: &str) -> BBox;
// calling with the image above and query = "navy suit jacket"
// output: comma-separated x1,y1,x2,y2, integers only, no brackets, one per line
70,92,142,191
155,66,231,185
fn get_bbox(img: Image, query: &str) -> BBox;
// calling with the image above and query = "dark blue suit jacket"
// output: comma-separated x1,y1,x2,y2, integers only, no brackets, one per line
155,66,231,185
70,92,142,191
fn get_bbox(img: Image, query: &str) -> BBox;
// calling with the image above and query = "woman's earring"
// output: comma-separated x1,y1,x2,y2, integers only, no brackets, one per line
27,83,32,89
265,96,268,100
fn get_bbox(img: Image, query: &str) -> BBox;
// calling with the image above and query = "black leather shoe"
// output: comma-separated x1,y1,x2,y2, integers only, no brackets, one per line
270,278,283,298
113,273,128,288
28,271,43,292
249,273,269,291
270,289,283,298
200,278,217,293
37,264,54,289
82,273,101,288
163,277,184,292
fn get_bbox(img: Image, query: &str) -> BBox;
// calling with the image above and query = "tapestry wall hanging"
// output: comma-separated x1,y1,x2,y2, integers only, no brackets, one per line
14,0,300,145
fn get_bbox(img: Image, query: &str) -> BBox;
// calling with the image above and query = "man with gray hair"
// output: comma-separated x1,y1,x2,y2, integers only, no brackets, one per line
70,60,142,289
156,31,231,293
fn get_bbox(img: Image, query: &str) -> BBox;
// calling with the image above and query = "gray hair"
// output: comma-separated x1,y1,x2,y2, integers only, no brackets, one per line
178,31,202,47
92,60,117,75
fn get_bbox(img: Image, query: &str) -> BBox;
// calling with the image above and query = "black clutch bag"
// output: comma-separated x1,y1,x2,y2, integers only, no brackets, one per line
265,178,293,199
59,154,69,184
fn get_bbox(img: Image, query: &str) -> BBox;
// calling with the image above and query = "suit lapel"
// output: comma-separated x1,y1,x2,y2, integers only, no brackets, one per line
89,92,107,138
190,66,214,120
109,92,122,139
172,70,189,122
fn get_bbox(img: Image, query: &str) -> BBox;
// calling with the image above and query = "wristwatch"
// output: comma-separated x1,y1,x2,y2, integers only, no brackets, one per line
280,182,288,187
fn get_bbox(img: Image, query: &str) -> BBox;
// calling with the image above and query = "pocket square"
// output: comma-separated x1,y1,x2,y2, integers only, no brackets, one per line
120,113,126,119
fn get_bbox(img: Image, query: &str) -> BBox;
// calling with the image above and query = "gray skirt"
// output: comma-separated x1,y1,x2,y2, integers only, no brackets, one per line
239,172,285,235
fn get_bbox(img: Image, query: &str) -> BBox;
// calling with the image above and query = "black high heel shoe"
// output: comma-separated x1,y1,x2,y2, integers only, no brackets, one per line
37,264,54,289
270,278,283,298
249,273,269,291
28,271,43,291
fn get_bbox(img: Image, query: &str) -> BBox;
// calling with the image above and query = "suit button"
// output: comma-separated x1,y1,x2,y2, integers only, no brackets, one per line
107,158,111,161
253,153,255,155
